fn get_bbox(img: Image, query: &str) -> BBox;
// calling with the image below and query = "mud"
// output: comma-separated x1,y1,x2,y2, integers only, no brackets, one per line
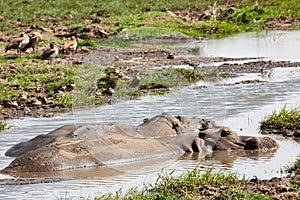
1,43,300,120
194,176,300,200
0,177,66,185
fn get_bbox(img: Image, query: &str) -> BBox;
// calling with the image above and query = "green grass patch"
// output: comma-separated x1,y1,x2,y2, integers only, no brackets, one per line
0,0,299,38
125,27,177,40
230,5,273,27
0,62,78,105
97,168,276,199
0,120,8,131
260,107,300,134
285,157,300,175
286,157,300,195
140,67,190,89
78,39,102,47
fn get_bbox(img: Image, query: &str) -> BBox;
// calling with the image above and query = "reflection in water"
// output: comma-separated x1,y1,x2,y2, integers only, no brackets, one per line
179,149,277,169
202,30,300,62
8,166,124,179
0,31,300,199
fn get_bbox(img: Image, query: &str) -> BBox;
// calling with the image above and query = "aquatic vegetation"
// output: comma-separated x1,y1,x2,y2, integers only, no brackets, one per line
285,157,300,175
0,120,8,131
140,67,190,89
286,158,300,195
260,107,300,134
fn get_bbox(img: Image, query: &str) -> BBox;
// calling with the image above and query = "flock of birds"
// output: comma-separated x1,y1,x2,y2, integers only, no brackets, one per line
4,32,78,64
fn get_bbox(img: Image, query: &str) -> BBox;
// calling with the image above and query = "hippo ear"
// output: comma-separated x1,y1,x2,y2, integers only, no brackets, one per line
175,116,182,121
220,128,230,137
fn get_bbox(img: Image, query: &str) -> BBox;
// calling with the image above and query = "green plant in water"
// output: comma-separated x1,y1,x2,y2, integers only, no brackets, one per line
55,94,73,106
286,157,300,196
0,120,8,131
285,157,300,175
260,107,300,133
175,68,202,82
139,67,190,90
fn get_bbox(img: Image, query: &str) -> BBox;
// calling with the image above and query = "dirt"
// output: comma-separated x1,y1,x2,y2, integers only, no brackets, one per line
196,175,300,200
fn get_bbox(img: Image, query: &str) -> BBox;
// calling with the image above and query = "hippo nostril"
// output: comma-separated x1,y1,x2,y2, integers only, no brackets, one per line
244,138,259,150
172,123,178,131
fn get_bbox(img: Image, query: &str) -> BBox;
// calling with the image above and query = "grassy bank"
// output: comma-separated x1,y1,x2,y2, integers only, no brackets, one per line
97,167,300,200
0,0,298,119
0,58,225,121
0,0,299,40
0,0,299,115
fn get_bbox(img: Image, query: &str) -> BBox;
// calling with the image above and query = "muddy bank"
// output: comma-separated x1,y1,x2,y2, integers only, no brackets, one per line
0,177,66,185
185,175,300,200
1,44,300,120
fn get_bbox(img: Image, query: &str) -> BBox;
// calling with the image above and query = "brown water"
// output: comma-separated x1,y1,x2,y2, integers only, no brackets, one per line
0,31,300,199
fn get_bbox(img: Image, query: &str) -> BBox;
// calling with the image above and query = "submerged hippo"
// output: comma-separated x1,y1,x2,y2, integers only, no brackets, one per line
2,113,278,173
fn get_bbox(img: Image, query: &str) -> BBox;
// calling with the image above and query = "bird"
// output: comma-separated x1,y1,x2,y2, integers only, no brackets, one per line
62,36,77,55
22,32,43,53
4,32,30,57
38,42,59,64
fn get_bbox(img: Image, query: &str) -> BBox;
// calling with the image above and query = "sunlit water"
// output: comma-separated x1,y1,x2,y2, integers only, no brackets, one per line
0,31,300,199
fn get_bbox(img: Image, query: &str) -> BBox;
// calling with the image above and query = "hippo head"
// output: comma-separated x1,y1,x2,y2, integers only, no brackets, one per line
139,112,217,137
192,127,278,152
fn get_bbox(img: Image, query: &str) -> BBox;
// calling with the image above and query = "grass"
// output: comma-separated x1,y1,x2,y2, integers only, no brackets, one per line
97,168,276,200
0,59,78,106
113,67,225,97
0,0,299,39
260,107,300,134
0,120,8,131
1,59,227,112
285,157,300,175
286,157,300,196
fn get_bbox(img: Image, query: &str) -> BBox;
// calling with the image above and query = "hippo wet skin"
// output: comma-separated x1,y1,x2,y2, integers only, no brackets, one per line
1,113,278,173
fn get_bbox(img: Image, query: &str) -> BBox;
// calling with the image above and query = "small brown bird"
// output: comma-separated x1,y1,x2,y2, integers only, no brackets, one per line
63,36,77,55
38,42,59,64
4,32,30,57
22,32,43,53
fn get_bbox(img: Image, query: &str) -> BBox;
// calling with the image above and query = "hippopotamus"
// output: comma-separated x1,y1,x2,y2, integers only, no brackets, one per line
1,113,278,173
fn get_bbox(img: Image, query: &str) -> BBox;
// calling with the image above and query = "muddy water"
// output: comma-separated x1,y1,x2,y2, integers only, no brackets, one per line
0,31,300,199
